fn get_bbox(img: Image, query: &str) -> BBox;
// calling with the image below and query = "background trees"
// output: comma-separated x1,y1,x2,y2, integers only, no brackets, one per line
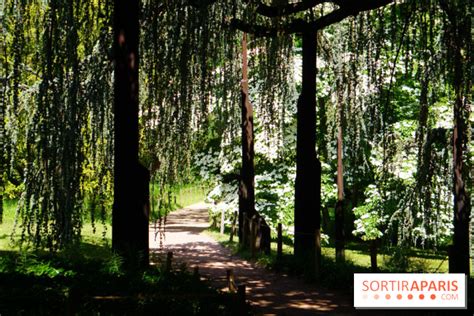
0,0,472,276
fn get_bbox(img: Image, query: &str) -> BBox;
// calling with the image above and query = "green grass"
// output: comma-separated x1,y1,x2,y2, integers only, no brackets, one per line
150,182,210,219
1,181,209,250
207,228,474,309
1,199,111,253
170,182,209,209
205,227,450,285
0,195,244,315
0,199,19,250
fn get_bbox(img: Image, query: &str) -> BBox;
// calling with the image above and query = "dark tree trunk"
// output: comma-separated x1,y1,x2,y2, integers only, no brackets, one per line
239,32,256,244
443,0,472,276
370,239,378,272
112,0,149,268
450,45,471,276
239,33,270,253
294,31,320,263
0,76,4,225
335,80,345,262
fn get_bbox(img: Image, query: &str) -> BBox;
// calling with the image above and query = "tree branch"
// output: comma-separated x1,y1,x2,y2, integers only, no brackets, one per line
231,0,393,36
256,0,343,17
188,0,218,8
230,18,307,37
256,0,391,17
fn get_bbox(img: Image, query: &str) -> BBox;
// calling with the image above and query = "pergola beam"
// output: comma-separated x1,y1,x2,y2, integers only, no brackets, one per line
232,0,393,36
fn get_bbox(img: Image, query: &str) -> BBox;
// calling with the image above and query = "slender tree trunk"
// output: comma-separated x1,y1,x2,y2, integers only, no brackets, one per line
370,239,378,272
417,78,433,242
112,0,148,268
335,78,345,263
0,74,4,225
0,16,7,224
239,32,256,245
318,97,329,234
294,31,320,264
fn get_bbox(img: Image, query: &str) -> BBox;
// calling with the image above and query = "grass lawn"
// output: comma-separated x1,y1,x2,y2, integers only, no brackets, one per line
1,199,111,253
205,227,451,287
1,183,209,251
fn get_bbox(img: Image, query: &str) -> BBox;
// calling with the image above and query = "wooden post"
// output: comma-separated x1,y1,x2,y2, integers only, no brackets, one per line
294,30,319,258
277,223,283,260
242,212,248,247
315,228,321,281
229,212,237,242
193,266,199,279
220,208,225,234
227,269,237,293
250,216,257,257
237,284,246,314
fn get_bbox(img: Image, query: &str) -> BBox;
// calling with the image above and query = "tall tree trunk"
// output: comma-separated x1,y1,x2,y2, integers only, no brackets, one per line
416,78,433,242
318,97,329,234
239,32,256,244
450,36,471,275
294,31,320,265
443,0,472,276
0,13,8,224
335,78,345,263
0,66,4,225
112,0,149,268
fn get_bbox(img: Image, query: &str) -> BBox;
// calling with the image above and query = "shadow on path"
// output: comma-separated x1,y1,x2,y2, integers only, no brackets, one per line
149,203,354,315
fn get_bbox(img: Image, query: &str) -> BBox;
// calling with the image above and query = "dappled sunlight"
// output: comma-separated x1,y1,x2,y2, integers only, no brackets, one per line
150,204,353,315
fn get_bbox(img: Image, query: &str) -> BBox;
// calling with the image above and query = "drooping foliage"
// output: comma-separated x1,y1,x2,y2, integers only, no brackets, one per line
2,0,471,263
2,0,295,249
3,0,113,249
139,1,295,220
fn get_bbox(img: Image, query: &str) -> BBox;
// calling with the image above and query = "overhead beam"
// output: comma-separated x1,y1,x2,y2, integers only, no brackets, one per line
256,0,343,17
232,0,393,36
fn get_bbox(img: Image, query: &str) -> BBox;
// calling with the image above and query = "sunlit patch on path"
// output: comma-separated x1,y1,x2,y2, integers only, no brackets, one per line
149,203,354,315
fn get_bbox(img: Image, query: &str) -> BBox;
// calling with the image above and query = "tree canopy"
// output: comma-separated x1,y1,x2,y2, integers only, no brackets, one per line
1,0,472,274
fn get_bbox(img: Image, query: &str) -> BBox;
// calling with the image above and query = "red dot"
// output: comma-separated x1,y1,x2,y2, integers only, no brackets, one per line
374,294,379,300
408,294,413,300
419,294,425,300
397,294,402,300
385,294,391,300
430,294,436,300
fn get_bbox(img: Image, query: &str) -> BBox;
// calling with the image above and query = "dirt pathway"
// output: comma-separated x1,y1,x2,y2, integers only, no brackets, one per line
149,203,354,315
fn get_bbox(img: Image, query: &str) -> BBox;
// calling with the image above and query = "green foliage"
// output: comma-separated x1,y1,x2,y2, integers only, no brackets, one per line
150,182,209,221
2,0,471,258
383,246,411,272
0,251,238,315
101,253,124,277
353,185,386,241
3,181,23,199
3,0,113,250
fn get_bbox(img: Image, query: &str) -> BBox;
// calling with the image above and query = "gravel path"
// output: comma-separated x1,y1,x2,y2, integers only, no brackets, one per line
149,203,354,315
